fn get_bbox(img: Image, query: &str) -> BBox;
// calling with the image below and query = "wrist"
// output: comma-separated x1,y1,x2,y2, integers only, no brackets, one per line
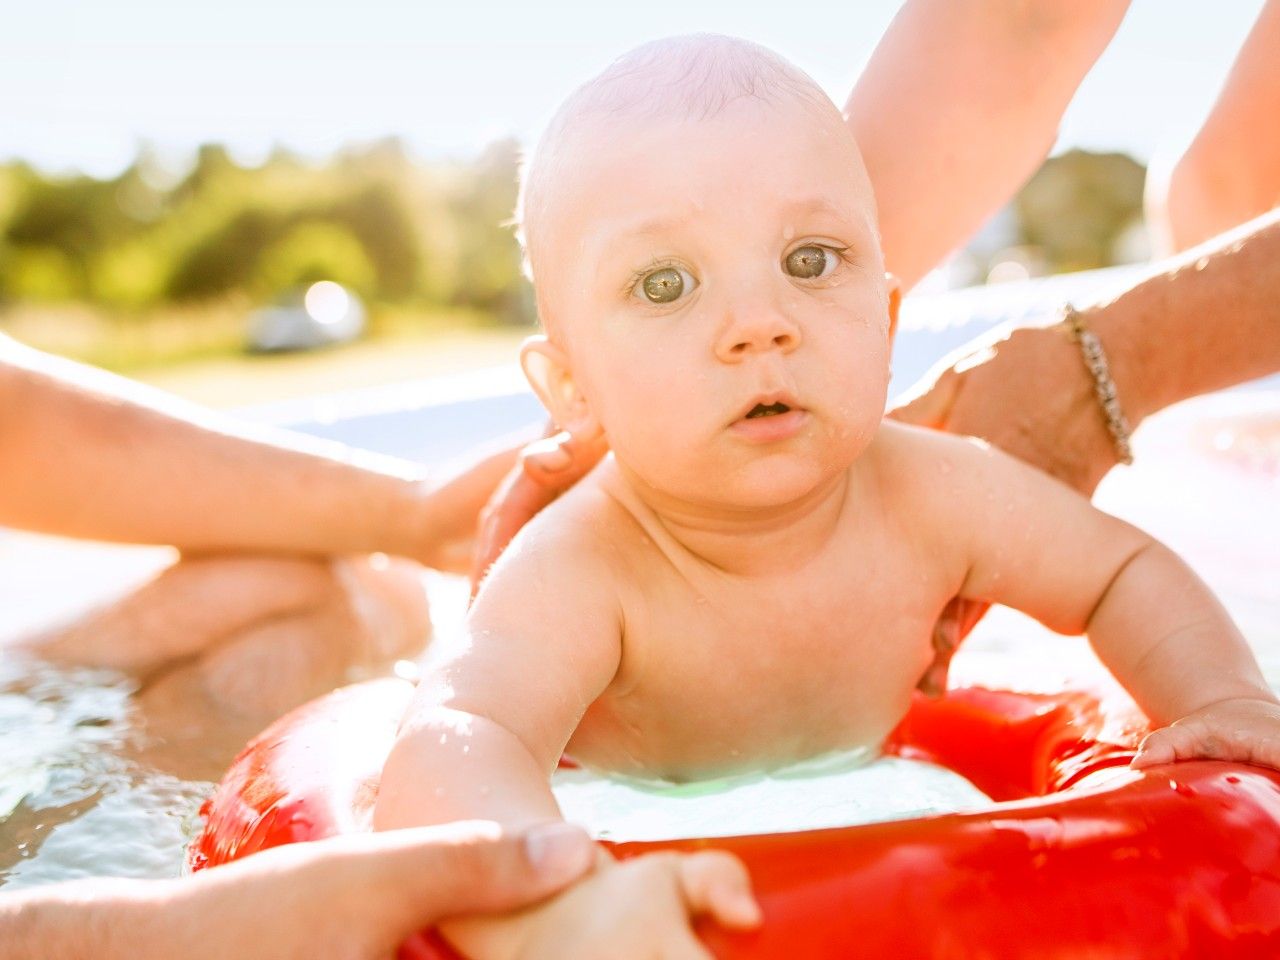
1078,301,1155,431
354,469,439,565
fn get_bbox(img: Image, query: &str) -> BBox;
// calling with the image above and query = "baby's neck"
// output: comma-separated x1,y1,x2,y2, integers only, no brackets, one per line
611,460,855,577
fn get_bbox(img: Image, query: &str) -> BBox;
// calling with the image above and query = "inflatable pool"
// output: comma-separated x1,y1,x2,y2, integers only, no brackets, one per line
191,664,1280,959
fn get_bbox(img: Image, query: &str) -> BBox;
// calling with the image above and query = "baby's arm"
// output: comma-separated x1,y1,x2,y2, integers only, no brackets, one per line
373,515,756,959
915,429,1280,768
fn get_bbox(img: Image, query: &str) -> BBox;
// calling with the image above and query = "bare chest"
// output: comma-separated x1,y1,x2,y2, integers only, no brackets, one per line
566,547,945,780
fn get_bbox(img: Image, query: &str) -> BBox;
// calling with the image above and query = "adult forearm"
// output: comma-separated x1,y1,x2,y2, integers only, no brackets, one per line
847,0,1130,289
0,338,428,558
1085,207,1280,423
1088,541,1274,726
0,879,153,960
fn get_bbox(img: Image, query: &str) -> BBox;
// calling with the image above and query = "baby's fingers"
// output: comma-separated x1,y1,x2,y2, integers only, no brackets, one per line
1130,726,1186,768
1133,713,1280,771
676,851,762,931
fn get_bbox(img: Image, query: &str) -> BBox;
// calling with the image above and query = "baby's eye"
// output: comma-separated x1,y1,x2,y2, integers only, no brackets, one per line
784,245,840,280
634,266,697,304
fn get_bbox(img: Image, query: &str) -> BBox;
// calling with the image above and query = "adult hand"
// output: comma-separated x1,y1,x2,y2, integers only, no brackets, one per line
469,427,609,595
408,443,530,574
1,821,596,960
887,320,1125,496
888,319,1132,695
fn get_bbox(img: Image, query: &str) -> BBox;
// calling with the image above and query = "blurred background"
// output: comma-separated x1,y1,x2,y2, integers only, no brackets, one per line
0,0,1269,403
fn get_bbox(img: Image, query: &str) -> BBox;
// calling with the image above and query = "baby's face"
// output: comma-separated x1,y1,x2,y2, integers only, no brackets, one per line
535,94,896,509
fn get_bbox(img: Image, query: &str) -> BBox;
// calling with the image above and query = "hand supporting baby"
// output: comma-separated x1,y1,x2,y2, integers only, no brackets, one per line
447,849,760,960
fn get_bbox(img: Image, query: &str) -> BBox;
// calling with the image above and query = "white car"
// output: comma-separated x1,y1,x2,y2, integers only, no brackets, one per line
246,281,366,353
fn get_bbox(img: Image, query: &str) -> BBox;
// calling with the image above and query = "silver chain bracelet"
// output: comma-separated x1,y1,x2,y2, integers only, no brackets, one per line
1061,305,1134,466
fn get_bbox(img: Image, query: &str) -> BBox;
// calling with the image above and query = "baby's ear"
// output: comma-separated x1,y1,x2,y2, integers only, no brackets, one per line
520,336,603,441
884,273,902,347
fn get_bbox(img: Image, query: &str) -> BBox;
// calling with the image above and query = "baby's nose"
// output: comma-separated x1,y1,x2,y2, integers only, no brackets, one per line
715,309,801,361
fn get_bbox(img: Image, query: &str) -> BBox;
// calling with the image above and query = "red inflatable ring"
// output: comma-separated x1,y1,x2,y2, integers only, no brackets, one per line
190,675,1280,959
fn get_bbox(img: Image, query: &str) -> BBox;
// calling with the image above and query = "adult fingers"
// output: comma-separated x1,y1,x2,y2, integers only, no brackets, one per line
886,363,961,429
916,598,991,697
469,431,610,596
469,466,560,596
676,851,761,931
523,431,609,486
354,821,596,936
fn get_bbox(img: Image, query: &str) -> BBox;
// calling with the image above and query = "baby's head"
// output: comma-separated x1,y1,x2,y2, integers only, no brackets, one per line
518,35,900,510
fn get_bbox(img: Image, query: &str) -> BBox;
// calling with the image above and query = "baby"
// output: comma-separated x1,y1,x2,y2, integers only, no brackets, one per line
375,35,1280,958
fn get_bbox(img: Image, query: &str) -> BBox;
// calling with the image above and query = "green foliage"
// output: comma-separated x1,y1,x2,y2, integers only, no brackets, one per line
0,139,532,323
2,245,81,301
0,142,1146,329
254,222,377,298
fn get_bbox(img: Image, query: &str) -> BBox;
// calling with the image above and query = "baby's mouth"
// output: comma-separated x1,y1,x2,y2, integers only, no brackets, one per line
744,402,792,419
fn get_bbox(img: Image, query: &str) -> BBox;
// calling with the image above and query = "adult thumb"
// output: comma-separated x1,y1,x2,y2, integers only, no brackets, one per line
368,821,595,934
886,365,960,429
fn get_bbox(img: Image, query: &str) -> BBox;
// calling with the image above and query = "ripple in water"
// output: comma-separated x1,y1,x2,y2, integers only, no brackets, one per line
0,659,213,890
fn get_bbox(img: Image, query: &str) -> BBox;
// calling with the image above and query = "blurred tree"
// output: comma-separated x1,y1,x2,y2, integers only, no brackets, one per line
327,184,421,300
1013,149,1146,272
0,137,537,326
445,138,533,323
90,241,168,308
253,222,377,299
2,245,81,302
166,207,284,300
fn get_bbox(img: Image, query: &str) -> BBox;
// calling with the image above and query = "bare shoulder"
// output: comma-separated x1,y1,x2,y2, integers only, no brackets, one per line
491,457,636,571
434,460,631,739
862,418,1103,564
865,419,1008,507
472,456,642,630
870,418,992,464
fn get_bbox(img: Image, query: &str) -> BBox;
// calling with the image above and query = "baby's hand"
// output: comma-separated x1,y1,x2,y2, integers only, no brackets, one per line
513,849,760,960
1132,697,1280,771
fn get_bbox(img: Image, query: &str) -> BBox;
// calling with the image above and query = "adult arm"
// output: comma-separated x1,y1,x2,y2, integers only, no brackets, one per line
1148,0,1280,254
846,0,1132,290
0,821,594,960
0,335,517,570
891,206,1280,493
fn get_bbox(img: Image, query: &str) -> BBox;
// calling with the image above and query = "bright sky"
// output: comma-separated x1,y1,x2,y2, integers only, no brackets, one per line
1,0,1268,178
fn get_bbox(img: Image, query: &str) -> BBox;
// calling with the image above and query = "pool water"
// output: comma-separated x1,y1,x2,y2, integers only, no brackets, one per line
2,270,1277,890
553,752,991,842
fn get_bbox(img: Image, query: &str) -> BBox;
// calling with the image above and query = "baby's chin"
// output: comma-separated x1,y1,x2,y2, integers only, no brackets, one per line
629,448,856,514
